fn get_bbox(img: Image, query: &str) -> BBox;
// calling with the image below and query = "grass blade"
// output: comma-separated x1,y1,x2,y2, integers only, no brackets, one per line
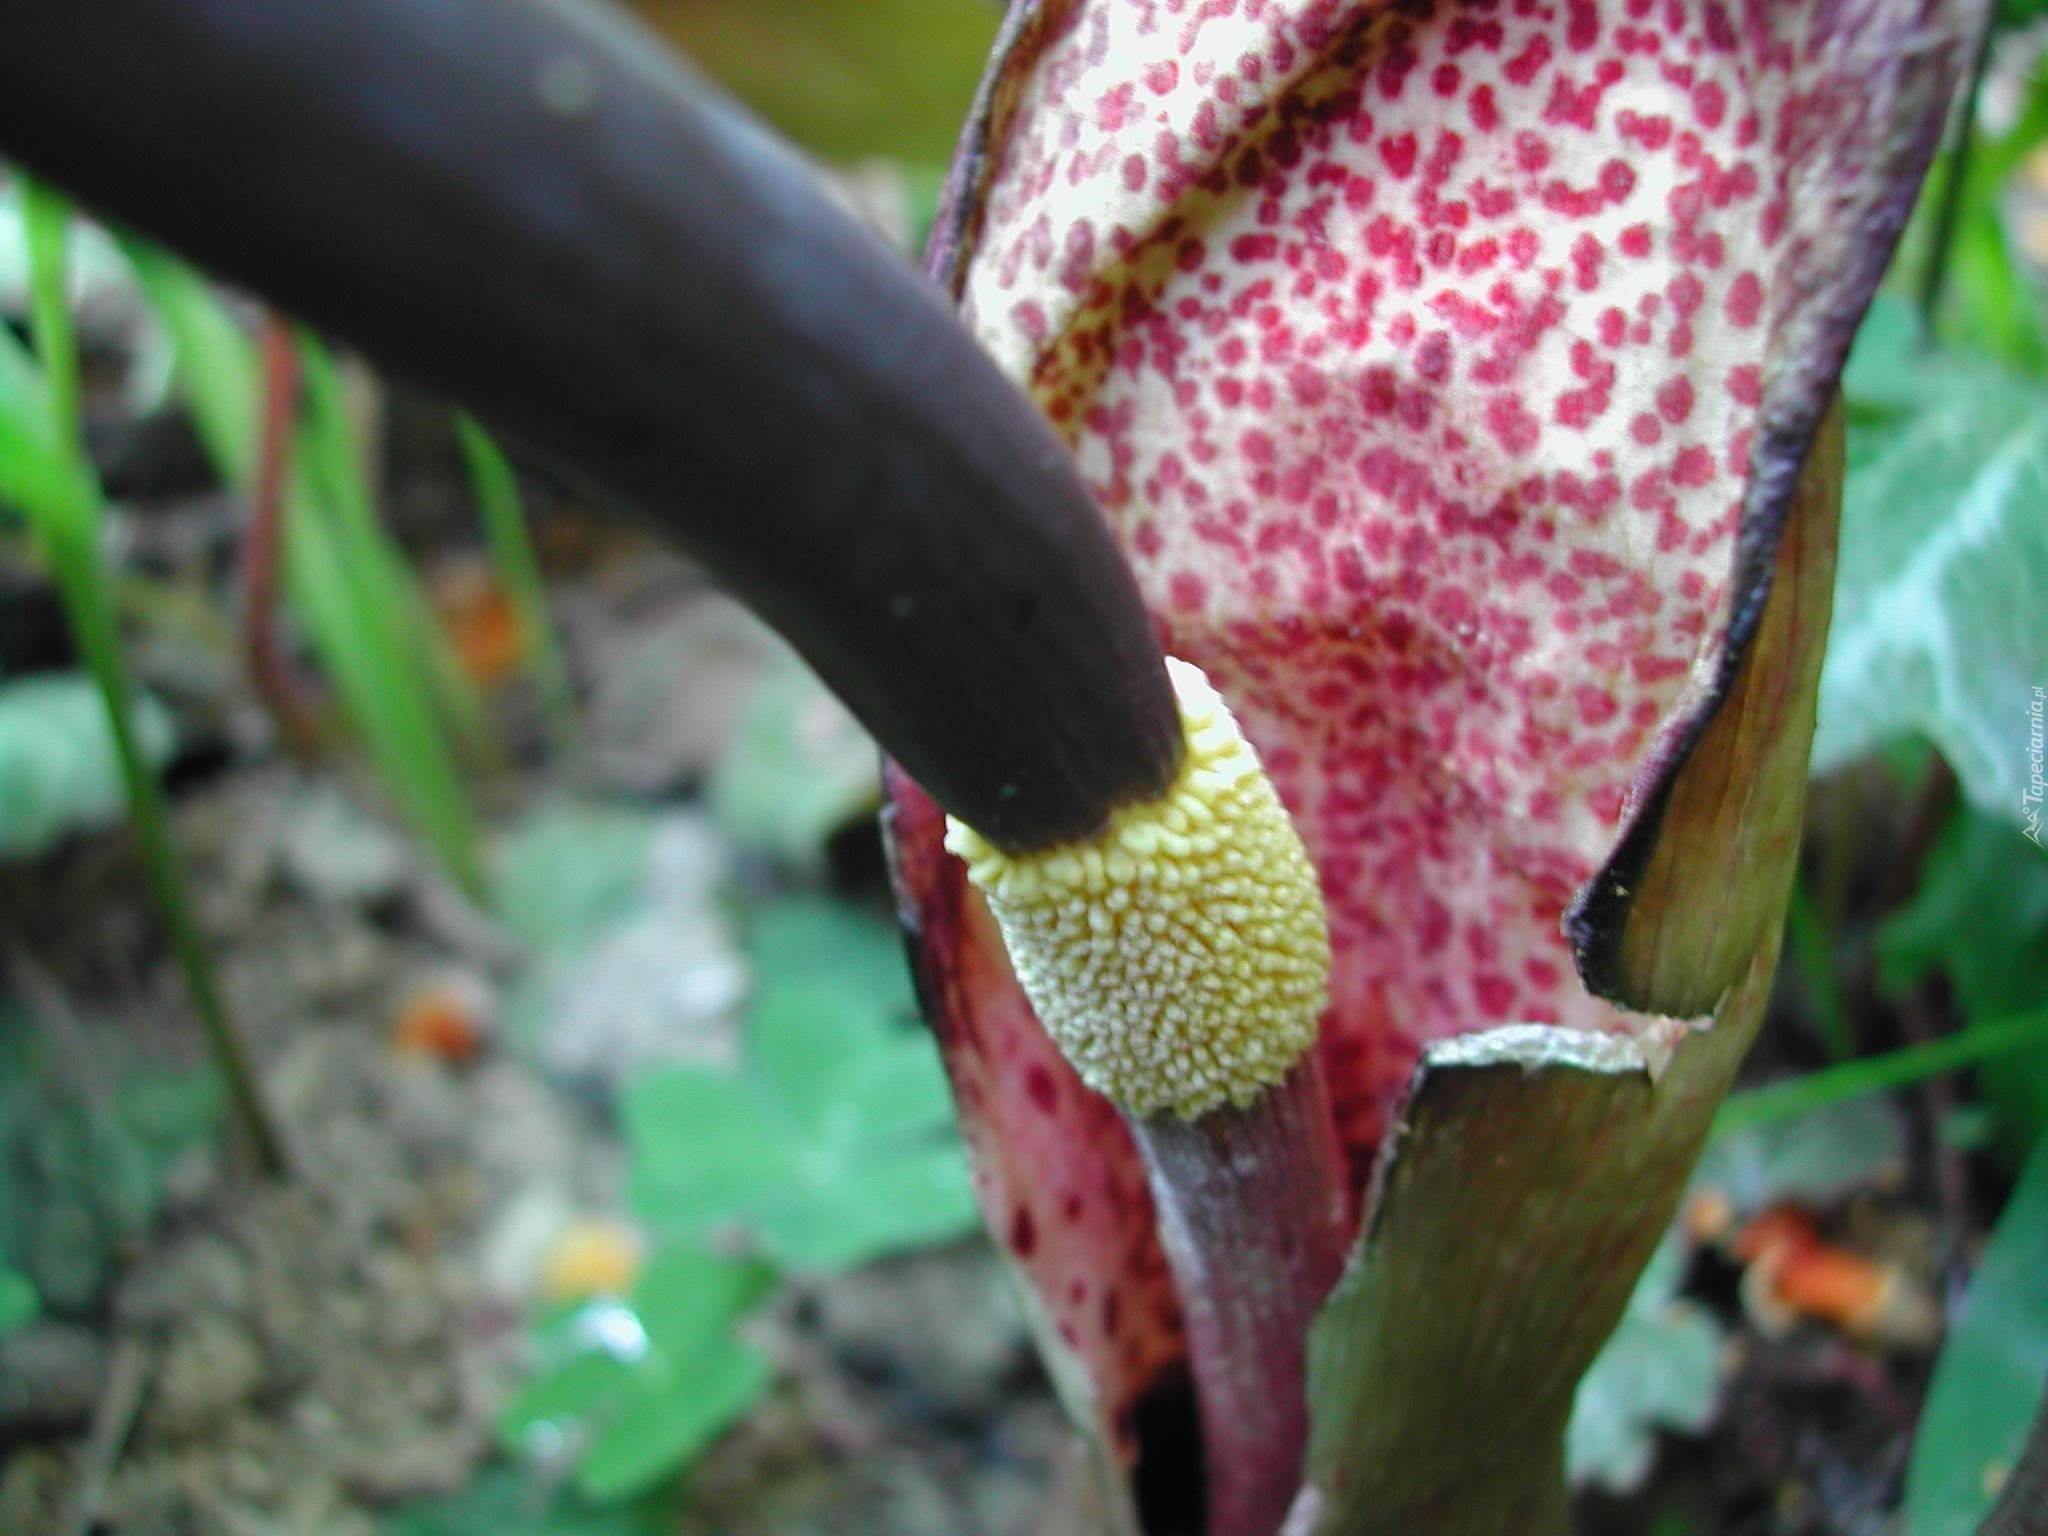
294,333,500,771
1785,878,1854,1061
8,182,284,1173
1715,1009,2048,1137
120,241,254,476
20,181,80,438
454,414,578,760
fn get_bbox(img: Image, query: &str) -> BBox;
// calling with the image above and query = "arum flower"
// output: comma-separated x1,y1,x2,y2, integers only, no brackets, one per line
0,2,1981,1532
888,1,1980,1530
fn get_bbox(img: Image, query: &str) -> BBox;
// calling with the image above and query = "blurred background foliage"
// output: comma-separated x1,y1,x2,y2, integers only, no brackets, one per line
630,0,999,166
0,3,2043,1535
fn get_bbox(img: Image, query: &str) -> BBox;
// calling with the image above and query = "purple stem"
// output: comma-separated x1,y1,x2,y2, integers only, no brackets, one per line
1132,1052,1351,1536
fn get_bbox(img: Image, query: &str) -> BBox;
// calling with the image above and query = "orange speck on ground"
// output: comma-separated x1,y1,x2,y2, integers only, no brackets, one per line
392,977,491,1063
1732,1204,1940,1350
433,561,526,685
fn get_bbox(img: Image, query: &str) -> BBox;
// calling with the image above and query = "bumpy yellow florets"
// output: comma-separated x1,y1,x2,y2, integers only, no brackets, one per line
944,658,1329,1119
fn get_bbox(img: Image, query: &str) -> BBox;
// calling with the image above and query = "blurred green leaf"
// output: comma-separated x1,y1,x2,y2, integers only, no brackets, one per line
20,182,80,440
631,0,997,165
0,324,78,520
114,1064,223,1152
575,1338,772,1503
503,1344,638,1436
624,1053,975,1270
624,898,974,1270
0,1264,38,1334
1906,1138,2048,1536
1785,879,1854,1060
632,1247,776,1353
0,672,175,858
498,1244,775,1505
0,1003,223,1312
120,243,256,478
1568,1231,1726,1493
707,650,878,867
1813,352,2048,827
1881,807,2048,1153
1843,295,1939,417
1884,809,2048,1018
1716,1010,2048,1138
495,800,660,956
745,895,913,1017
1898,46,2048,372
1696,1098,1907,1211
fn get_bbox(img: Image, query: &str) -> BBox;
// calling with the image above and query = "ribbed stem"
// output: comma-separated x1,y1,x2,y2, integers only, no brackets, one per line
0,0,1180,850
1133,1054,1350,1536
240,311,319,757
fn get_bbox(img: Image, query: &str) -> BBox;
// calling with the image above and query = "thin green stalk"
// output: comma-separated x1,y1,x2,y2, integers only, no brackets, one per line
290,338,488,892
1715,1009,2048,1137
454,413,578,761
13,184,284,1174
1914,7,1995,341
295,335,500,772
20,182,80,437
1785,878,1852,1061
288,434,487,893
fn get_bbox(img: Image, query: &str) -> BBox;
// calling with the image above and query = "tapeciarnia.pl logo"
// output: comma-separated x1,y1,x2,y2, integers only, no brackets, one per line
2026,685,2045,848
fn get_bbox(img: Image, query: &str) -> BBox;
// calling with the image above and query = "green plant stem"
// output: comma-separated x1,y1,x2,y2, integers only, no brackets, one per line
21,181,80,435
283,420,488,896
1715,1009,2048,1138
18,183,285,1175
1914,8,1995,340
1785,878,1852,1060
294,333,500,777
1133,1055,1349,1536
454,414,578,762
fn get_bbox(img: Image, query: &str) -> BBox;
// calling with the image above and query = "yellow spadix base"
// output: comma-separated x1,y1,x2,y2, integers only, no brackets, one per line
945,659,1330,1119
